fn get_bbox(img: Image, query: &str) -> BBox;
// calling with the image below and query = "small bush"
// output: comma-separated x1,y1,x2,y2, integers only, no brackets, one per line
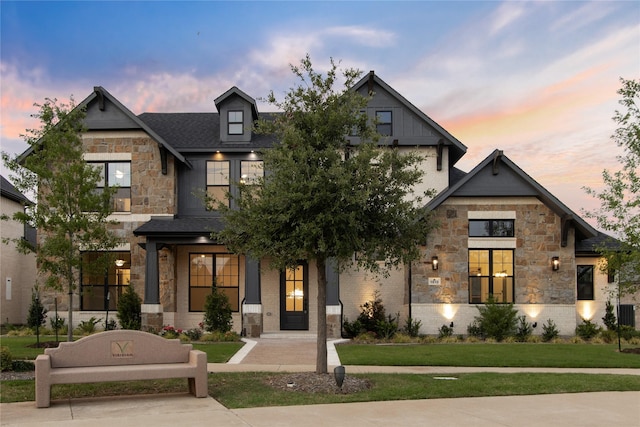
356,291,387,337
402,317,422,337
514,316,533,342
117,284,142,330
105,319,118,331
11,360,34,372
376,313,399,340
473,297,518,341
575,318,600,340
342,318,364,338
183,327,203,341
160,325,182,339
620,325,640,340
467,320,483,338
1,347,12,372
541,319,559,342
75,317,102,335
203,286,233,333
49,315,65,333
600,329,617,343
438,324,453,339
602,300,617,331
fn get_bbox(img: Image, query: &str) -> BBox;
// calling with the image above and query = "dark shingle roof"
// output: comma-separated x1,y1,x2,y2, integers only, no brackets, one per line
1,175,32,205
133,217,224,237
576,232,622,256
138,112,278,151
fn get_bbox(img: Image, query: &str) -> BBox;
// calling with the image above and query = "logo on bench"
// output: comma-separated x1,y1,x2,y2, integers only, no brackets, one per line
111,340,134,358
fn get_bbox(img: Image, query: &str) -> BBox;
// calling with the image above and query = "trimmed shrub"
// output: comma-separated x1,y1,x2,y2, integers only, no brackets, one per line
575,318,600,340
117,284,142,330
203,286,233,333
403,317,422,338
602,300,617,331
376,313,399,339
1,347,12,372
541,319,559,342
342,318,364,338
473,296,518,341
514,315,533,342
438,324,453,339
356,291,387,336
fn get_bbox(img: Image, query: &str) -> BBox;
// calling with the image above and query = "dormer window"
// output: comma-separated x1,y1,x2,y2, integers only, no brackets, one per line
228,111,244,135
376,111,392,136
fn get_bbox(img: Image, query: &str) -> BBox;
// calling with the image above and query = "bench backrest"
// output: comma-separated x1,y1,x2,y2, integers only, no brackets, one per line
45,330,193,368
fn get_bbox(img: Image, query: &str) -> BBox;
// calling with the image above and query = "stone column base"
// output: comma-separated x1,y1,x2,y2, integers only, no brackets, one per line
243,304,263,337
327,305,342,338
141,304,163,333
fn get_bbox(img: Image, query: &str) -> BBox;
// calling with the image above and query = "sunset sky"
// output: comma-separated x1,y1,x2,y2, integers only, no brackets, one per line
1,1,638,227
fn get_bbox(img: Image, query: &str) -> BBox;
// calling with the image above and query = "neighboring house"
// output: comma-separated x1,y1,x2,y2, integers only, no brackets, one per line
0,175,37,325
22,72,637,336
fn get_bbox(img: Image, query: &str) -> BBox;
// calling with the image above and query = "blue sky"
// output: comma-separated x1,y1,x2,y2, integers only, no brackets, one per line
1,1,639,224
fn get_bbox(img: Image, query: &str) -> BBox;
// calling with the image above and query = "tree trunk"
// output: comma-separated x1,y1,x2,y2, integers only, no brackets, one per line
316,256,328,374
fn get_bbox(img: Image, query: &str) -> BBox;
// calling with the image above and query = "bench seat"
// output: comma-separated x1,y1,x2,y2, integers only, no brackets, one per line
35,330,208,408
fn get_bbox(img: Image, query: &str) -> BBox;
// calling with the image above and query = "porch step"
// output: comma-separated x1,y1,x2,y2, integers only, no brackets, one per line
259,332,317,339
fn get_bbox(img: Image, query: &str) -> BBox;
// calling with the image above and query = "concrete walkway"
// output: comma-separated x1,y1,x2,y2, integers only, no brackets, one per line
2,338,639,427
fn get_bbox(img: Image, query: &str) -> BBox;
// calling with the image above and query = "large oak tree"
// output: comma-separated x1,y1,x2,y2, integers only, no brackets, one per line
214,56,435,373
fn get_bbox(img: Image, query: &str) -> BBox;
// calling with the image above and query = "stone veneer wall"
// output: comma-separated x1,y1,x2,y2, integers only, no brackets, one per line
411,198,579,334
36,131,177,330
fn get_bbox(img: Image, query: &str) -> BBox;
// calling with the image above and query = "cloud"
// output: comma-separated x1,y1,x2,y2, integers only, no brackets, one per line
489,2,527,36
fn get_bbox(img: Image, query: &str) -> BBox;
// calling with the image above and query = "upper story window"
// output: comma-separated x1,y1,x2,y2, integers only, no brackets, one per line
92,161,131,212
240,160,263,185
376,111,392,136
207,161,230,208
469,219,514,237
228,111,244,135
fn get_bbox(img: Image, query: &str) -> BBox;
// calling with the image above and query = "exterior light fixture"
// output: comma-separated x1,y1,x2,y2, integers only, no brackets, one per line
432,256,439,270
552,256,560,271
334,365,346,389
115,259,125,267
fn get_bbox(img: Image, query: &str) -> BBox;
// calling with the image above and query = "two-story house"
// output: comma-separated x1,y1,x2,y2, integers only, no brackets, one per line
25,72,636,336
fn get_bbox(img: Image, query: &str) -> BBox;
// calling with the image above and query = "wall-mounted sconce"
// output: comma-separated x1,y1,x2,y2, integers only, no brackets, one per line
432,256,439,270
552,256,560,271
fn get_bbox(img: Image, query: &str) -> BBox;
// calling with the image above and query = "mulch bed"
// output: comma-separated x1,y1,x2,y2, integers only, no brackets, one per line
264,372,371,394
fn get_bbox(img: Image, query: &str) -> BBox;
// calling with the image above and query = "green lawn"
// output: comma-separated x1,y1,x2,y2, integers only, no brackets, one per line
2,372,639,407
336,342,640,368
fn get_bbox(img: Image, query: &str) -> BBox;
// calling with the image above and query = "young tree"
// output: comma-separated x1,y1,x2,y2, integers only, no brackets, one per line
2,98,121,341
214,56,434,373
584,78,640,298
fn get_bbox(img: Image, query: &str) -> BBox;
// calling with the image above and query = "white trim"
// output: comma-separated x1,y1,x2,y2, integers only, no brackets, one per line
141,304,163,314
326,305,342,315
83,153,132,161
242,303,262,313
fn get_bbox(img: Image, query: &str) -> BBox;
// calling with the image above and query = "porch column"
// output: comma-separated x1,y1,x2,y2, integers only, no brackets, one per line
243,255,262,337
141,239,163,332
326,257,342,338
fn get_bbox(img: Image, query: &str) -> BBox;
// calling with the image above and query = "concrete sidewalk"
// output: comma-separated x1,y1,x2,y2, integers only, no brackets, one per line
2,338,639,426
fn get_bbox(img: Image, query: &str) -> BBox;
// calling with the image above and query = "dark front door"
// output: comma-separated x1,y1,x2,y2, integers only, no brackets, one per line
280,263,309,330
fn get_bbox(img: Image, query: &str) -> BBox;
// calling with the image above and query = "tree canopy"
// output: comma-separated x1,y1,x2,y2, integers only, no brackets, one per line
2,98,121,341
584,78,640,297
213,56,435,372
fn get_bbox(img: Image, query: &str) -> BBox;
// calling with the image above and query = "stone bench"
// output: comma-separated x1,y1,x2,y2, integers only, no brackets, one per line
35,330,208,408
